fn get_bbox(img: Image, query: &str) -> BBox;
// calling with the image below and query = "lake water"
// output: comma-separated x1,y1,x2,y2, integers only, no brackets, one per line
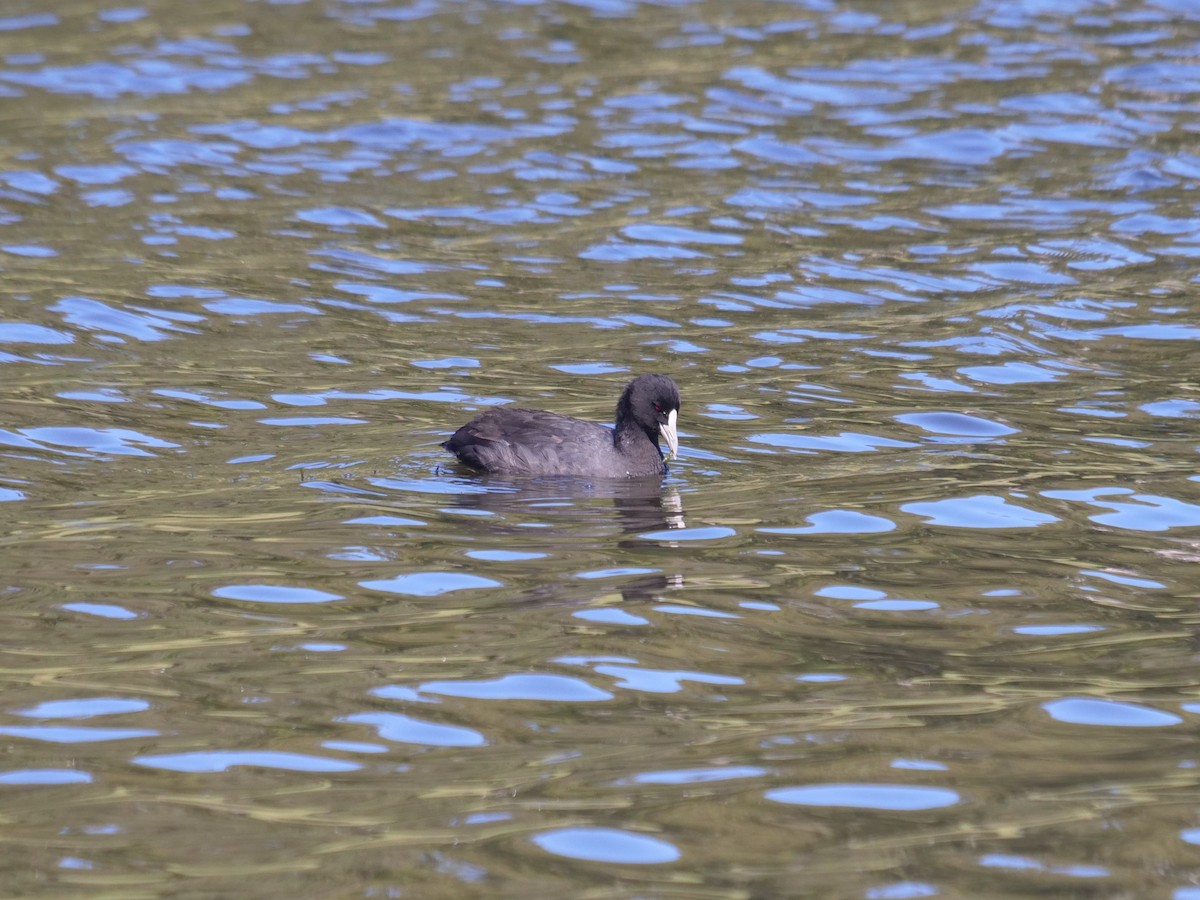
2,0,1200,896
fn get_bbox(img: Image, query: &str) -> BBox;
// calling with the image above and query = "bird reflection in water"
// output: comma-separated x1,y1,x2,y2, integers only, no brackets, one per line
447,476,684,531
445,476,687,604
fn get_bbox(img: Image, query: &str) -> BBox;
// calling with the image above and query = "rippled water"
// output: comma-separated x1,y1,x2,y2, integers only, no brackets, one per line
3,0,1200,896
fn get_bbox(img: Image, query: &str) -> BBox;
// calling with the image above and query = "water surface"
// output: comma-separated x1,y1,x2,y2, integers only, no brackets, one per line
2,0,1200,896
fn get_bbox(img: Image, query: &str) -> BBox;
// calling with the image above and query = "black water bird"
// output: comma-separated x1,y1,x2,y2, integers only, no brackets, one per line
442,374,681,478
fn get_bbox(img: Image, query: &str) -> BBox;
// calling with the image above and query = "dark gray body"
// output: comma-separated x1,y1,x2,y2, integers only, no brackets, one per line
441,374,681,479
442,407,665,478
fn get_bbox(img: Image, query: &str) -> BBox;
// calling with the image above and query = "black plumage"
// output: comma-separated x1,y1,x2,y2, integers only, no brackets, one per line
442,374,681,478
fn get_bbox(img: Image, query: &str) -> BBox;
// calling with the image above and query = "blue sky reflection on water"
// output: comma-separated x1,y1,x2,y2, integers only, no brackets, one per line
1,0,1200,896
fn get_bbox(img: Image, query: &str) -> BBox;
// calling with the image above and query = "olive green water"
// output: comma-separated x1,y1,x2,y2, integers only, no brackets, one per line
3,1,1200,897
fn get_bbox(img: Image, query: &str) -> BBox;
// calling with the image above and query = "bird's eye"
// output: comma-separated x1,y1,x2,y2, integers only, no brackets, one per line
653,403,662,412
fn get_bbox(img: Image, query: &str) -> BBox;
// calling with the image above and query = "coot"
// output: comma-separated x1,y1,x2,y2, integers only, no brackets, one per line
442,374,681,478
